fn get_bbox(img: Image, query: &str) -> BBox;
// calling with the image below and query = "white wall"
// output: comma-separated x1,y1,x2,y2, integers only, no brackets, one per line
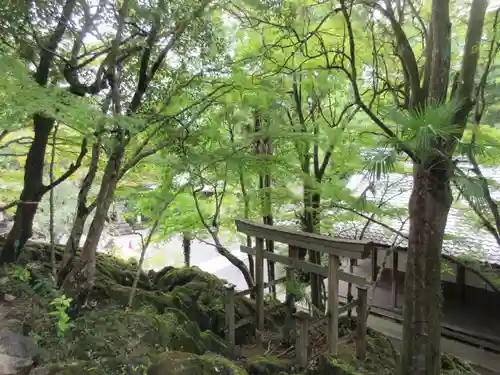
375,248,495,290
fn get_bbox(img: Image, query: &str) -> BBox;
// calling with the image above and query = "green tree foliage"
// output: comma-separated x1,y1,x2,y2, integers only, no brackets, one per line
1,1,500,374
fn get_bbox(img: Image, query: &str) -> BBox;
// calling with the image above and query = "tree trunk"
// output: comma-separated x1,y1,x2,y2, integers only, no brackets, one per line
183,232,191,267
397,1,487,373
58,139,101,284
261,164,275,297
0,115,53,263
211,232,255,289
399,165,452,375
57,207,92,284
59,95,110,281
63,145,124,305
309,192,323,313
0,0,77,263
302,186,324,314
255,111,276,296
49,124,58,279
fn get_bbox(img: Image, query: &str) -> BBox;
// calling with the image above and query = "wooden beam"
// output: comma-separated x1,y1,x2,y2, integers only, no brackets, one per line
338,299,358,315
371,247,378,281
456,264,466,303
224,283,236,357
234,276,287,297
391,250,398,309
235,219,373,259
283,245,299,345
255,237,264,347
327,254,340,356
294,311,311,368
356,286,368,360
241,246,370,287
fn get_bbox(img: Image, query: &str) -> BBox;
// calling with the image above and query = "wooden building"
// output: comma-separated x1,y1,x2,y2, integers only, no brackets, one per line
331,215,500,352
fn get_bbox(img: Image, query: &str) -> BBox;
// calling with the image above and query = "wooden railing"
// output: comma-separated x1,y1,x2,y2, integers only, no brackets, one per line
224,219,373,366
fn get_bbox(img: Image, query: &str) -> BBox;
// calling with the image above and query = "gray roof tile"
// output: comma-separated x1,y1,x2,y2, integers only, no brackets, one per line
333,169,500,265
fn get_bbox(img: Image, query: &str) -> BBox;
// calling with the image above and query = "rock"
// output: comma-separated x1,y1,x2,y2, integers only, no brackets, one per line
27,363,106,375
0,329,39,375
27,366,49,375
60,304,228,372
147,351,248,375
0,353,32,375
317,356,363,375
99,267,235,335
244,356,292,375
3,295,16,302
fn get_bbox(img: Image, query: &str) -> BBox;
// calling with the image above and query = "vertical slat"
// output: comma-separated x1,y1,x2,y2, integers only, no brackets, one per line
371,247,378,281
224,283,235,357
391,250,399,309
356,286,368,360
456,264,466,303
347,258,356,318
283,245,298,345
327,253,340,356
294,311,310,368
255,236,265,347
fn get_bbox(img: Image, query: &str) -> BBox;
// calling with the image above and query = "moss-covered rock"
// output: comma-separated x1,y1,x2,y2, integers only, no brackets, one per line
42,305,228,368
147,351,248,375
154,267,201,291
244,356,293,375
441,353,478,374
317,357,363,375
30,362,108,375
2,240,258,374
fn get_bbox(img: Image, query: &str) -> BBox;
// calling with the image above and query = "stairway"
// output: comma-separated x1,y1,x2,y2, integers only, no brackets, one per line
108,221,134,236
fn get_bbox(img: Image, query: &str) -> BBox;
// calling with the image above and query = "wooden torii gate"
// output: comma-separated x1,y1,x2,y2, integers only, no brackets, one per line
232,219,373,362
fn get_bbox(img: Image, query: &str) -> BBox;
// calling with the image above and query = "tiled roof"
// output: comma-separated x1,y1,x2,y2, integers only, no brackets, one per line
331,218,500,265
334,166,500,265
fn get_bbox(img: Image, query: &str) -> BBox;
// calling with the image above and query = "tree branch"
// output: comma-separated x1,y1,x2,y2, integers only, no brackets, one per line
42,137,88,193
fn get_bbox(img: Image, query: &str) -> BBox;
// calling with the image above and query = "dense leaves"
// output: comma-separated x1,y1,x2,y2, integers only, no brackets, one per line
1,1,500,373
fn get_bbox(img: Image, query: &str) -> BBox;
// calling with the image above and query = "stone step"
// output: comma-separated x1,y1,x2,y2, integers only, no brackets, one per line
108,222,134,236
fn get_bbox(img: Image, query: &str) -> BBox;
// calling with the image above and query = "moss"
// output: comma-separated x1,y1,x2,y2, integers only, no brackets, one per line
323,357,363,375
97,281,176,312
147,351,248,375
1,242,257,374
152,266,174,287
441,354,478,375
40,362,108,375
155,267,203,291
244,356,293,375
96,253,152,290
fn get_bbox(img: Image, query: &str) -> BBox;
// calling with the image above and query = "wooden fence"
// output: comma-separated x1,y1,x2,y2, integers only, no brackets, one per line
224,219,374,366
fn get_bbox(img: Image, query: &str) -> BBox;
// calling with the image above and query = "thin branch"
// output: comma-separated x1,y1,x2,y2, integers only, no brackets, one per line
330,202,409,239
42,137,88,193
128,186,186,307
0,136,33,150
49,123,58,279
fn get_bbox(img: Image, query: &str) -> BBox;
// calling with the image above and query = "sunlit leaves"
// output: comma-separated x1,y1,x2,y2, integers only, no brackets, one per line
0,55,105,133
364,148,398,182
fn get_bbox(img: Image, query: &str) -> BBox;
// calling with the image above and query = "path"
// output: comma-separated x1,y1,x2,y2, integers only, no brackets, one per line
366,314,500,375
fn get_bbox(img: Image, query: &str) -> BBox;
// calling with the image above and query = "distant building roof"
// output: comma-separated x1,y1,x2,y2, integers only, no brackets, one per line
333,165,500,266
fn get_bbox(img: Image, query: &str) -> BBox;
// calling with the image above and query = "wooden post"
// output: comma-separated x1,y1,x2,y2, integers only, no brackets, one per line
347,258,356,318
356,286,368,360
283,245,298,345
391,250,399,309
224,283,236,357
456,264,466,303
255,236,265,347
294,311,310,368
371,247,378,281
327,253,340,356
